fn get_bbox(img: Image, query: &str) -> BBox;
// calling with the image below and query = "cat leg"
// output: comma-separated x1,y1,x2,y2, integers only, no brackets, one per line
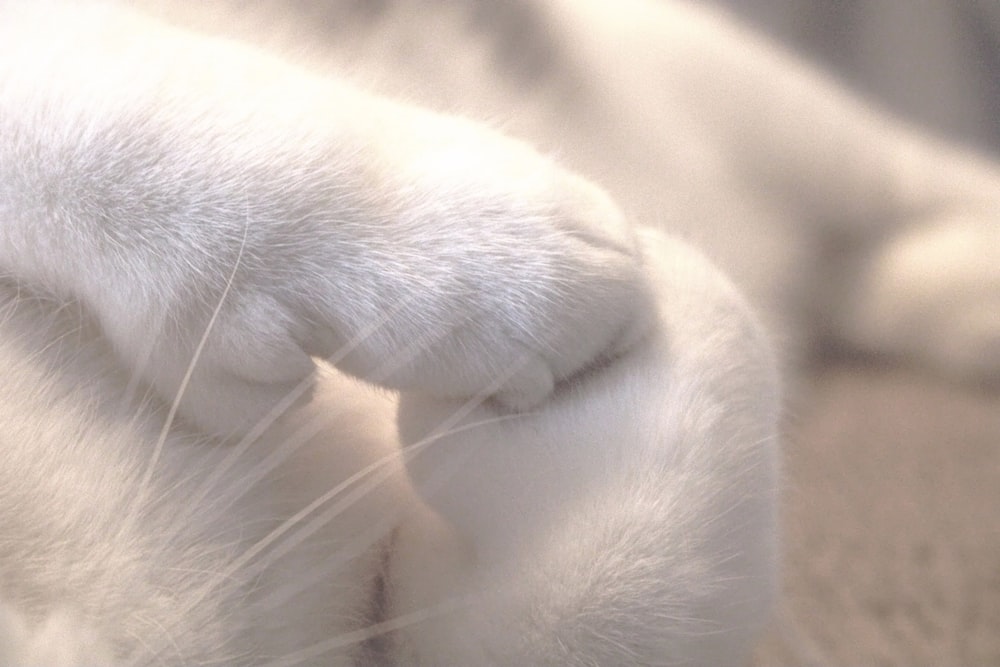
822,210,1000,384
771,76,1000,381
637,1,1000,381
0,4,651,436
387,230,781,666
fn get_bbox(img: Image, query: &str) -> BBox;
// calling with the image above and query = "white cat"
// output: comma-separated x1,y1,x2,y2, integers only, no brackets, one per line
0,1,996,665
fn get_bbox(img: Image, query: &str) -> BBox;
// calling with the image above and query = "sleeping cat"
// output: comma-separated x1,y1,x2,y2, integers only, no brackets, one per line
0,0,997,665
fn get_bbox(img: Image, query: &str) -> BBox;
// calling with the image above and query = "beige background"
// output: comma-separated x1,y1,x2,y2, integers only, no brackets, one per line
755,364,1000,665
697,4,1000,663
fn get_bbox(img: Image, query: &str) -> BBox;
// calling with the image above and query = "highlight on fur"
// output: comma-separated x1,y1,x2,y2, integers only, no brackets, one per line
0,0,998,665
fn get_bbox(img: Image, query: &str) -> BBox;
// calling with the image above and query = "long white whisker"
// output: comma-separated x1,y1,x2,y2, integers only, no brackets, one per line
130,612,180,667
225,409,522,585
228,343,534,570
173,289,485,555
154,405,522,666
250,346,539,567
163,378,317,542
229,404,533,640
176,291,424,530
131,224,250,515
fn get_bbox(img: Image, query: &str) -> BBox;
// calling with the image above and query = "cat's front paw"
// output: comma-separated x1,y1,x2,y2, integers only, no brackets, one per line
318,157,654,411
157,132,653,436
835,213,1000,385
111,97,654,434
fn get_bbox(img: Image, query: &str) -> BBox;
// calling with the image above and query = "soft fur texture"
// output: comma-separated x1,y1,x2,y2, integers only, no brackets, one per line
0,1,996,665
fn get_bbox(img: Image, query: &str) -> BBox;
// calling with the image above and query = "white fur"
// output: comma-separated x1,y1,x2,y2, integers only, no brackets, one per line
0,0,996,665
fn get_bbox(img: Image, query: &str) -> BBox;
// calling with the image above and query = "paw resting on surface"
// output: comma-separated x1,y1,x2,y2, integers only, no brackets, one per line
127,116,653,436
319,158,655,412
213,153,654,434
832,213,1000,386
1,11,652,435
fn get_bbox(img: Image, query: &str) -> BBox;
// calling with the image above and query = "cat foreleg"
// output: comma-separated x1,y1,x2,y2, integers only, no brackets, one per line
387,230,781,666
0,4,651,435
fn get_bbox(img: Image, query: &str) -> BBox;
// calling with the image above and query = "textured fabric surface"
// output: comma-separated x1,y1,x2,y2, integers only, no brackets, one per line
755,364,1000,666
704,5,1000,662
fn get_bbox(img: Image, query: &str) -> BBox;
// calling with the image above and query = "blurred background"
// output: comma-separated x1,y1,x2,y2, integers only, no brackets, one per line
695,3,1000,665
709,0,1000,156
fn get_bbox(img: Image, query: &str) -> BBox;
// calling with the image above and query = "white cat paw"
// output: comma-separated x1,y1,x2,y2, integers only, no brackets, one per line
163,134,653,435
315,158,655,411
836,214,1000,385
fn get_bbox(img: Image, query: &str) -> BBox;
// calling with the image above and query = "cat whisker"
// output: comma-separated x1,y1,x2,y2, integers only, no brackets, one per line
228,409,522,586
160,376,317,541
147,379,524,665
172,289,432,534
173,261,503,524
225,345,537,568
165,305,436,548
127,224,251,526
128,612,181,667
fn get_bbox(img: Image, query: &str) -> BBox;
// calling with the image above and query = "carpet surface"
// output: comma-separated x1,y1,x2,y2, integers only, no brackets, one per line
755,364,1000,666
718,4,1000,662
